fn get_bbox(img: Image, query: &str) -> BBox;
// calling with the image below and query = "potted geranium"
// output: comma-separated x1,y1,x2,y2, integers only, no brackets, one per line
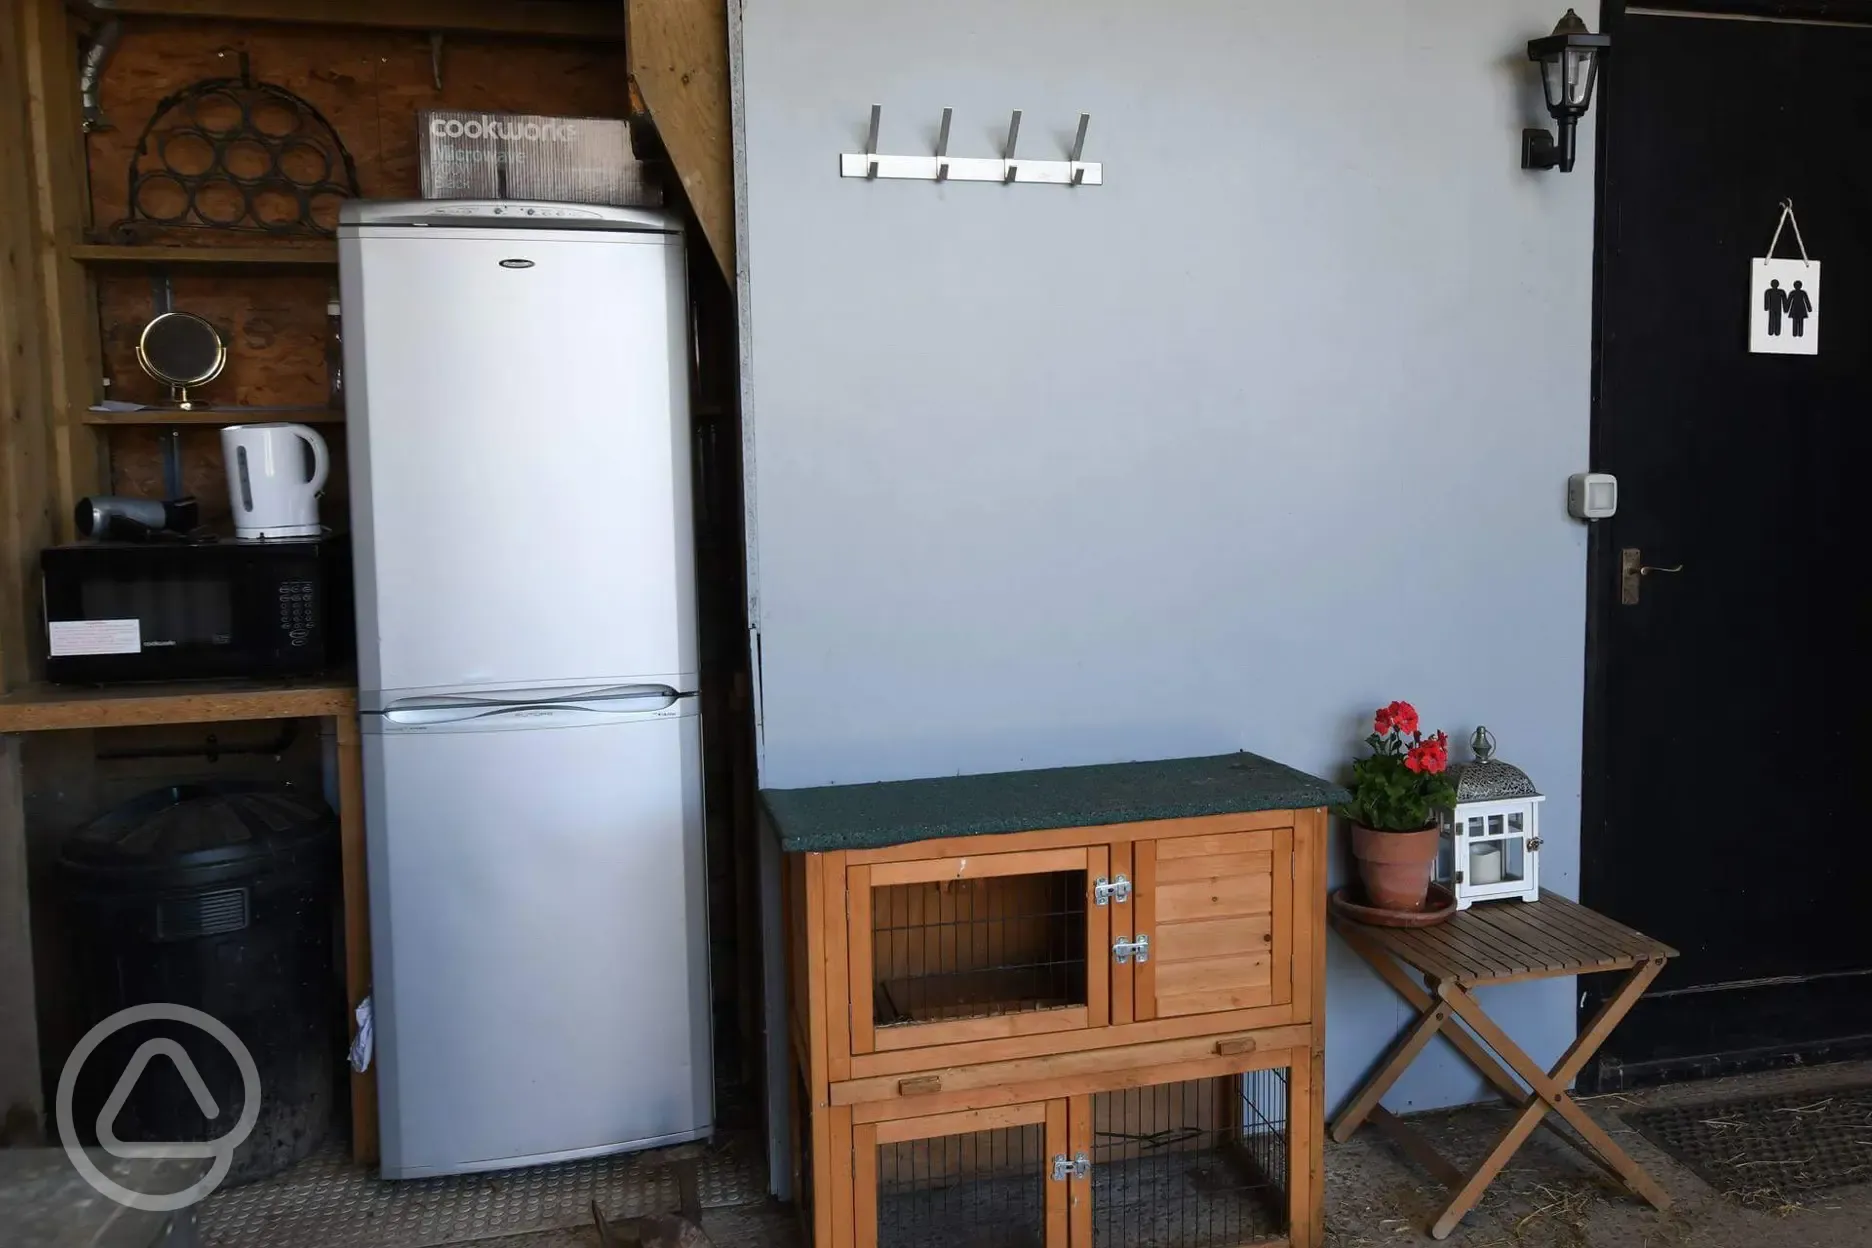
1342,701,1456,912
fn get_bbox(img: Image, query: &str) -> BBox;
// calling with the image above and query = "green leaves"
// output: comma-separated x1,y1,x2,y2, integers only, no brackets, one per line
1341,729,1458,832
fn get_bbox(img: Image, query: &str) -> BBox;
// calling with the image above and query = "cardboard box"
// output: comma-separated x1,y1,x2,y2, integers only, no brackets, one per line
419,110,662,208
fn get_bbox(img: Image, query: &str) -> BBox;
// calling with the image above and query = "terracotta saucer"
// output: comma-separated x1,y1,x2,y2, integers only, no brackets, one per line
1329,883,1458,928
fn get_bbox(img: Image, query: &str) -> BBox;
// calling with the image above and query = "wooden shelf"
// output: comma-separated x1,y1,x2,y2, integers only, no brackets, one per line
67,243,338,268
79,406,345,427
0,677,356,733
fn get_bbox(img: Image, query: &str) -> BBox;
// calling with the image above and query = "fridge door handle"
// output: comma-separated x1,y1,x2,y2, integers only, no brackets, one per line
378,685,693,727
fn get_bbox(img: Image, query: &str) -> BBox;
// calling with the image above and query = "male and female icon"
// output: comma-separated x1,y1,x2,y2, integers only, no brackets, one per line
1762,278,1814,337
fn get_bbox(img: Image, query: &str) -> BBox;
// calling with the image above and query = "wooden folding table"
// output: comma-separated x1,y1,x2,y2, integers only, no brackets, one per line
1330,890,1677,1239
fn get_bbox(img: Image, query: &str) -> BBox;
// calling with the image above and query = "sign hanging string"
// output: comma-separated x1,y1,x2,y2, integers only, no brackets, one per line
1765,199,1812,266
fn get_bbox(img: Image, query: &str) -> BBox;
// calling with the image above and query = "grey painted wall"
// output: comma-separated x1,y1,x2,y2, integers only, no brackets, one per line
736,0,1598,1111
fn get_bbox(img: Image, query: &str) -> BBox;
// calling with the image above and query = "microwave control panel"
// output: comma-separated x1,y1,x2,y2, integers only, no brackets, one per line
277,580,318,647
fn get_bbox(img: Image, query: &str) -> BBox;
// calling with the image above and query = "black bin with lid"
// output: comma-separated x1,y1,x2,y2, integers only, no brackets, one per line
59,782,340,1183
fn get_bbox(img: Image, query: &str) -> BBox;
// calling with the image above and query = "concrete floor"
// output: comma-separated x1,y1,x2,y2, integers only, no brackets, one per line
472,1201,797,1248
1324,1058,1872,1248
416,1060,1872,1248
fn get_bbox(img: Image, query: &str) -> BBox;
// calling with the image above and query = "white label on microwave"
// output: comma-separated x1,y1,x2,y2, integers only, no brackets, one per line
48,618,141,656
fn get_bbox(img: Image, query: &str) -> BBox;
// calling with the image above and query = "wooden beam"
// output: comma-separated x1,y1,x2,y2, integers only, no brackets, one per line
0,0,56,1139
25,0,101,543
2,5,59,690
72,0,626,40
627,0,734,278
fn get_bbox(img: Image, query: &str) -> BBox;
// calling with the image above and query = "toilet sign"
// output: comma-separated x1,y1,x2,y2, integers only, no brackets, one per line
1750,202,1820,356
1751,259,1820,356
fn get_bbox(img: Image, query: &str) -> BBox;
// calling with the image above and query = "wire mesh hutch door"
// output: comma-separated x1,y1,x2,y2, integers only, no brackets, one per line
857,1104,1068,1248
1086,1067,1293,1248
852,848,1112,1053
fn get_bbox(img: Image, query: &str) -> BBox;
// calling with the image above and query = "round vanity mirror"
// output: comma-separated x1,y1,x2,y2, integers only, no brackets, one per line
136,311,227,409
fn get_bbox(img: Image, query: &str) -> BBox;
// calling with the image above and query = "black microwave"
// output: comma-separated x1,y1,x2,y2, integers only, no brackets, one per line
40,536,352,684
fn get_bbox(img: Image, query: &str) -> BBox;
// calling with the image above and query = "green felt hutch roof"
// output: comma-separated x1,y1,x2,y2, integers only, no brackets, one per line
763,751,1349,853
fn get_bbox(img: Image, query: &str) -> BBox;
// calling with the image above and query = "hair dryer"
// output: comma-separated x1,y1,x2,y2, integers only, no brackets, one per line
74,495,199,541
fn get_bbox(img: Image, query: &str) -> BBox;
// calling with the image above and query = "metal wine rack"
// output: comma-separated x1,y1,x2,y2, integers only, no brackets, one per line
114,54,360,239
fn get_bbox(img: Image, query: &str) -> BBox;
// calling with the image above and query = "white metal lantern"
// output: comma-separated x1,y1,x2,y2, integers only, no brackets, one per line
1438,727,1544,909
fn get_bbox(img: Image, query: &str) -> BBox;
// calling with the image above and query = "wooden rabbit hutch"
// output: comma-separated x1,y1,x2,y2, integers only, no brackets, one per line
769,752,1345,1248
0,0,743,1166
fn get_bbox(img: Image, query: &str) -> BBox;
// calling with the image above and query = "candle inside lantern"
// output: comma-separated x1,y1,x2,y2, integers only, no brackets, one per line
1470,842,1505,886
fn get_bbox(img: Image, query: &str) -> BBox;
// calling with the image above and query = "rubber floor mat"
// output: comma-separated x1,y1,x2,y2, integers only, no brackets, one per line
1622,1084,1872,1205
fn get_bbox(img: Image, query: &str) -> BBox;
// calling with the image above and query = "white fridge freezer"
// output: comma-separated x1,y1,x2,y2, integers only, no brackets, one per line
339,201,710,1178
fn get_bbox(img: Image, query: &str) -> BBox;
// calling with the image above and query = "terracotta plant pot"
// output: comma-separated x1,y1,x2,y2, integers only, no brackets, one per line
1350,822,1442,912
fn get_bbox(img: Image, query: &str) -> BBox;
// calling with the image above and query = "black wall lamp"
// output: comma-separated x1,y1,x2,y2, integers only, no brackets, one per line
1522,9,1610,172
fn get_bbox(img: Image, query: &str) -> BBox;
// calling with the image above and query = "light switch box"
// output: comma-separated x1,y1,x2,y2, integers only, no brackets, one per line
1567,472,1617,520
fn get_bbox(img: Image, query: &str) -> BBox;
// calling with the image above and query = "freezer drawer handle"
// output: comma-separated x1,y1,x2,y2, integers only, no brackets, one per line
1113,934,1149,965
380,685,691,725
386,684,686,709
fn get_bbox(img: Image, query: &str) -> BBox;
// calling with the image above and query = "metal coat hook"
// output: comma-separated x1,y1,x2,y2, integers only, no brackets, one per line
840,105,1101,186
934,107,953,182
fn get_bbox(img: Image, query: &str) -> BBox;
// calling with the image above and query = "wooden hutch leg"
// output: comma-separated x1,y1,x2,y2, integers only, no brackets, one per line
1287,1047,1323,1248
827,1103,855,1248
1297,807,1329,1248
1065,1093,1091,1248
850,1118,878,1248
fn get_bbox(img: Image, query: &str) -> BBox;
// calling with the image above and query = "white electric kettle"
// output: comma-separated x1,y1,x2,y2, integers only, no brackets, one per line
221,423,329,540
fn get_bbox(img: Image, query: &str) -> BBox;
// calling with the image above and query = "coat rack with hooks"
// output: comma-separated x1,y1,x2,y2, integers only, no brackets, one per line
840,106,1102,186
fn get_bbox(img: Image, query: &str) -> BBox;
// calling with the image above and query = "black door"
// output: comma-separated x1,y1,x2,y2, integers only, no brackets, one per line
1583,8,1872,1087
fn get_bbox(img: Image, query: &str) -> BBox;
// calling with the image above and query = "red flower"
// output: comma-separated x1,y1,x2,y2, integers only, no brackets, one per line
1405,738,1449,775
1375,701,1420,736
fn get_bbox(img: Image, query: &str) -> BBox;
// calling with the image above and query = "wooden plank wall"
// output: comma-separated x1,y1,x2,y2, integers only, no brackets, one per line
86,18,634,520
0,0,60,1136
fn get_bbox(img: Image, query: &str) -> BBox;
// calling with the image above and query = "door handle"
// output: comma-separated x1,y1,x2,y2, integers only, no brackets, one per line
1620,548,1684,605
